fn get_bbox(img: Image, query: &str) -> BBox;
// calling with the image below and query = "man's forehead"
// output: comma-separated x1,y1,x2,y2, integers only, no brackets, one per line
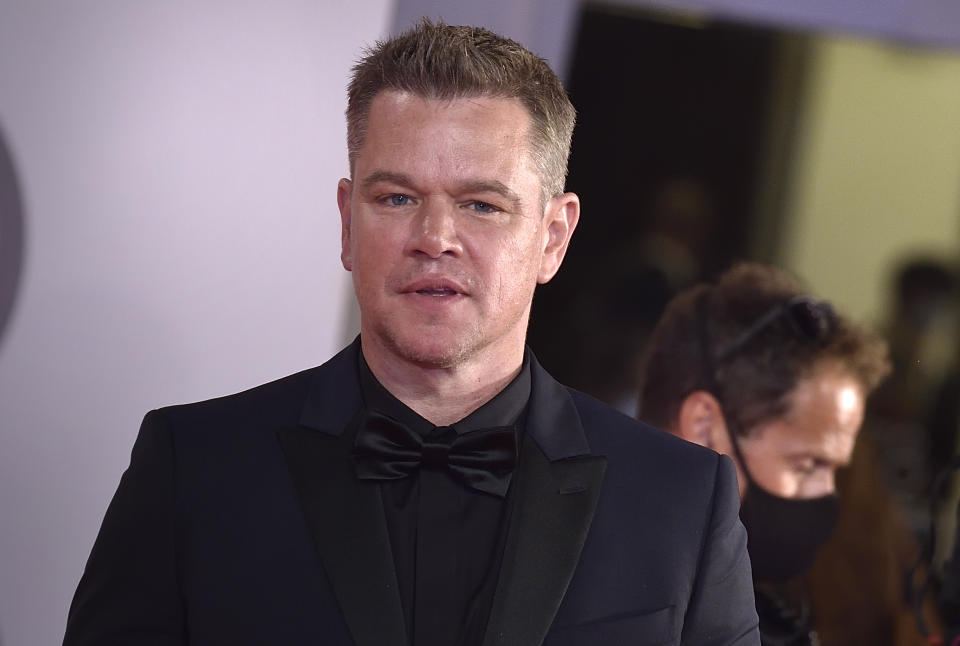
360,95,529,149
366,90,533,146
362,90,533,141
354,91,542,193
764,412,860,466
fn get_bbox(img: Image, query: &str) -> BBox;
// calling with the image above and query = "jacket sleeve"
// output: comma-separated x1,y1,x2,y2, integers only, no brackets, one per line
63,410,186,645
680,454,760,645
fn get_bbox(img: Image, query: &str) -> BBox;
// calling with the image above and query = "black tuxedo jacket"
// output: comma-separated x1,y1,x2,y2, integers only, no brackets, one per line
64,341,759,645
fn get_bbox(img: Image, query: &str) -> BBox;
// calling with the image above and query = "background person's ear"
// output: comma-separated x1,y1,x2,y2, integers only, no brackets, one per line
537,192,580,284
676,390,729,452
676,390,748,497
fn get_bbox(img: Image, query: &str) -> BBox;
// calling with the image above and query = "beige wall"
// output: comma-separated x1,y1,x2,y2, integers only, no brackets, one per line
781,36,960,325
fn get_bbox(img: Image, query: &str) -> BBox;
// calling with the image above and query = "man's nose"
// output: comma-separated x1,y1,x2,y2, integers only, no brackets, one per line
406,200,463,259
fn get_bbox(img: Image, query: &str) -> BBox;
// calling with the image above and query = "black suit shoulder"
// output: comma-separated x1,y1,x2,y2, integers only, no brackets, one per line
129,368,326,492
157,365,319,432
567,387,721,474
557,388,757,644
64,360,353,646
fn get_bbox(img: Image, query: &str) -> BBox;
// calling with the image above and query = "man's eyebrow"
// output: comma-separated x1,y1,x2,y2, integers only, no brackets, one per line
457,180,524,208
359,173,526,208
787,450,849,468
359,170,415,190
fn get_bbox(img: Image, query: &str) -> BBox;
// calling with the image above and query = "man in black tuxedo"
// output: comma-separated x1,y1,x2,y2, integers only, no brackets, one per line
64,20,759,646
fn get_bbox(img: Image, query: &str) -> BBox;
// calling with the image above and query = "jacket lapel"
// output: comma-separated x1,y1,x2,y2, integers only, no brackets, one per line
279,342,605,646
482,356,607,646
278,340,407,646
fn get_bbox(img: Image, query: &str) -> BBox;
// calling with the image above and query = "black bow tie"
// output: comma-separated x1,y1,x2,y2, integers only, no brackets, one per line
351,409,518,497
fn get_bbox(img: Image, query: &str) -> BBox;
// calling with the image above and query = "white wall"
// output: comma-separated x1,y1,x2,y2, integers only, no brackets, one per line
0,2,392,644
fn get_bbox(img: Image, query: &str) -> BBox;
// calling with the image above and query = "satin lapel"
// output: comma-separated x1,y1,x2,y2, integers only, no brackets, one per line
279,339,406,646
278,423,406,646
482,355,607,646
482,436,606,646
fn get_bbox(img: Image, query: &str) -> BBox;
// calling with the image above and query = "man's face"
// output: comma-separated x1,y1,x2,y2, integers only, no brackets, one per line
735,360,865,499
338,91,577,369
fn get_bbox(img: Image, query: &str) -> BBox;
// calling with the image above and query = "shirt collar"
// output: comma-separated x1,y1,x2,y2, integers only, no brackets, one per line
358,350,531,435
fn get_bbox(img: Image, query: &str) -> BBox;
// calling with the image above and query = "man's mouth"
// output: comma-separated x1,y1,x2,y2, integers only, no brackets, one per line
415,288,458,296
403,278,467,297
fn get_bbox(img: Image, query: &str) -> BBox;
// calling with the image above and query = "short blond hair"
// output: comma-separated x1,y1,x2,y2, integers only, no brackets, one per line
346,19,576,200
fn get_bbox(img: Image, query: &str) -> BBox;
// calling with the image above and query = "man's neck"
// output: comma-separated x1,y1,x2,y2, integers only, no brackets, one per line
359,337,524,426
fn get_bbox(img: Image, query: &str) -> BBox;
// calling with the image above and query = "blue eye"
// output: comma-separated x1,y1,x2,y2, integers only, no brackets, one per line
388,194,411,206
470,201,497,213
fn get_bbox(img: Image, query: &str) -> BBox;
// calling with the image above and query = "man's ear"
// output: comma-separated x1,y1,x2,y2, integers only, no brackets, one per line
676,390,729,452
337,178,353,271
537,192,580,284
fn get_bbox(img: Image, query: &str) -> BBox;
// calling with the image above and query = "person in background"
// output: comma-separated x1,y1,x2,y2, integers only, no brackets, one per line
870,257,960,540
636,262,935,645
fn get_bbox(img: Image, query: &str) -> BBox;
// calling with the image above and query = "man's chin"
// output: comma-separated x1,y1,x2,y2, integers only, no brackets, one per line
393,342,470,369
381,330,476,370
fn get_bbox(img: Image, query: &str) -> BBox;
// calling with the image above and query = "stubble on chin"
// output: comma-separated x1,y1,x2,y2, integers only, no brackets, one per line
375,317,484,370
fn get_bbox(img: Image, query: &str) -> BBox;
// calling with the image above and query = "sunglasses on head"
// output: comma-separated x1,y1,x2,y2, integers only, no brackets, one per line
716,295,836,362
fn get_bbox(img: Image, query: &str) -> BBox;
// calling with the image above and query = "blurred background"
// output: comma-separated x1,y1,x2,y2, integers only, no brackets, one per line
1,0,960,644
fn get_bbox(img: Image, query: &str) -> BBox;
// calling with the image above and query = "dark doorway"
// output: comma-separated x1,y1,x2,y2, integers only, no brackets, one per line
529,3,793,411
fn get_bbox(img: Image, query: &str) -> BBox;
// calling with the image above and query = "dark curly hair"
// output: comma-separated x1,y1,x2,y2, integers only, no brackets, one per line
637,263,890,435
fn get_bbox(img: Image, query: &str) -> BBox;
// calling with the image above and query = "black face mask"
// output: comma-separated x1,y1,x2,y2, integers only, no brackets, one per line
738,473,839,582
720,398,839,582
692,288,841,582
